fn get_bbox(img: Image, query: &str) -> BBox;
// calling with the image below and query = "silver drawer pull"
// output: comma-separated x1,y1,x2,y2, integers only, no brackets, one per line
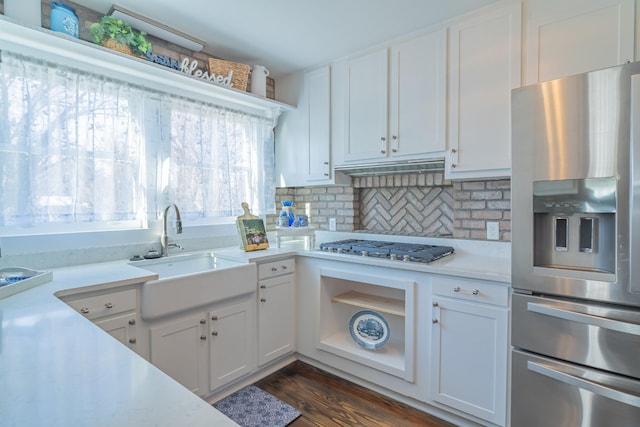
129,338,136,344
432,318,439,324
260,285,266,289
200,335,207,340
281,265,287,270
453,286,479,295
211,316,218,321
260,298,267,302
80,307,90,314
200,319,206,324
211,331,218,336
271,267,277,272
104,302,113,309
128,319,136,325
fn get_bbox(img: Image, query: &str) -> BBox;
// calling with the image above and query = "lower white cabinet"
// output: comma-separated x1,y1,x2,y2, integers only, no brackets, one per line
150,312,209,396
62,287,142,356
209,301,256,390
149,296,256,397
257,258,296,366
430,276,509,426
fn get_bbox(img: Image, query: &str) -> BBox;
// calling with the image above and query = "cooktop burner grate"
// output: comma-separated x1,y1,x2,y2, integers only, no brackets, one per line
319,239,454,263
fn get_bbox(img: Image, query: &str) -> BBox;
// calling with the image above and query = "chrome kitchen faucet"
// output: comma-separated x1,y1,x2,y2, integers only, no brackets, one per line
161,204,183,256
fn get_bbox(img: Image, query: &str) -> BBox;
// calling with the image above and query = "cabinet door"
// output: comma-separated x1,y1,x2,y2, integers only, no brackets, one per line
447,2,521,179
525,0,634,84
430,296,508,426
149,313,209,396
305,65,332,182
344,48,389,162
209,301,256,391
389,28,447,159
94,313,137,352
258,274,295,365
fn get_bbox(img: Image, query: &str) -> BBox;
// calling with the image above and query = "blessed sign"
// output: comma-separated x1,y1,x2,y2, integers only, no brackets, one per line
180,58,233,88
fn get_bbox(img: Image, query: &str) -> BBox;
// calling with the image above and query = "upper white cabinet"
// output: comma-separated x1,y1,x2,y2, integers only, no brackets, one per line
446,1,521,180
344,48,389,162
524,0,635,84
389,29,447,159
343,28,447,163
275,66,350,187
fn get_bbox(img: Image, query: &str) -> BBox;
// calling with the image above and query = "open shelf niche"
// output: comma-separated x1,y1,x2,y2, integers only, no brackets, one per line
317,268,416,382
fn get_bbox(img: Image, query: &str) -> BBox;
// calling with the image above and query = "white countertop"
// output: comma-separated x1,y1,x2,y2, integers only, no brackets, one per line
0,262,239,427
0,235,509,426
215,235,511,284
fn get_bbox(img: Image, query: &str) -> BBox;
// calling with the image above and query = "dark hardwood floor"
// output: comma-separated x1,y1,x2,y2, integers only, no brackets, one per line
254,361,457,427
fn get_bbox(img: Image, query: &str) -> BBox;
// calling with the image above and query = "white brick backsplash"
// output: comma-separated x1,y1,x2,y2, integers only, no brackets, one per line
272,174,510,241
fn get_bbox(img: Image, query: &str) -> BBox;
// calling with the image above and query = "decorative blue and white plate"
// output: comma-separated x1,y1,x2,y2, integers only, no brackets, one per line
349,310,390,350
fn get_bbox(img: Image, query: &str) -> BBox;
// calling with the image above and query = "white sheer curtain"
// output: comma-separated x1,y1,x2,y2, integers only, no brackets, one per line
0,50,277,235
158,95,276,220
0,51,146,233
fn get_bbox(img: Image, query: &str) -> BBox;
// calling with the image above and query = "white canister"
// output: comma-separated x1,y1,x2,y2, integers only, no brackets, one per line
250,65,269,97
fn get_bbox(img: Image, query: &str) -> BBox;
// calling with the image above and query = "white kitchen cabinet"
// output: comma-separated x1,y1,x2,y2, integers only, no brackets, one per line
275,66,350,187
430,276,509,426
446,1,521,180
524,0,635,85
257,258,295,366
149,295,256,396
344,48,389,162
389,28,447,159
209,300,256,391
62,287,143,356
343,27,447,163
149,312,209,396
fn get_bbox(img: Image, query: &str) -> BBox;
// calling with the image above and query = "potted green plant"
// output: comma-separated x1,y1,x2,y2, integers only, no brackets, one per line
90,16,152,56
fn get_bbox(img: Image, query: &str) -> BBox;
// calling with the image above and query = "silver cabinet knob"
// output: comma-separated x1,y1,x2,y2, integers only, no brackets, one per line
281,265,287,270
380,137,386,141
200,319,206,324
129,338,137,344
104,302,113,309
200,335,207,340
432,319,439,324
271,267,277,272
451,163,457,168
260,298,267,302
451,148,457,153
211,315,218,321
392,148,398,153
259,285,266,289
128,319,136,325
80,307,90,314
433,302,439,307
381,150,386,154
211,331,218,336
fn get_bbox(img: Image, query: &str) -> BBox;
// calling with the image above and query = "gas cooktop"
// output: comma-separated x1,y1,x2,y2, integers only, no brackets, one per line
319,239,454,264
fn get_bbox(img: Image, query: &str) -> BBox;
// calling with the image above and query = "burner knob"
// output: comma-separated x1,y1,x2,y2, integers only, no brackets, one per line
403,255,411,262
337,248,345,254
390,253,398,261
328,247,336,253
362,251,369,257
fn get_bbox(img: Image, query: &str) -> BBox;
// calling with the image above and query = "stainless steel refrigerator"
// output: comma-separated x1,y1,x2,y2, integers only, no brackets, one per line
511,62,640,426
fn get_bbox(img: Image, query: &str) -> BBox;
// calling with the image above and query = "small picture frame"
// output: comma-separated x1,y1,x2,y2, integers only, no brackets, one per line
236,218,269,251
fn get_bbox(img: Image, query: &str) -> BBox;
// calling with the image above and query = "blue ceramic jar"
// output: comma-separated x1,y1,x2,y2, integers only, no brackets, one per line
50,2,79,38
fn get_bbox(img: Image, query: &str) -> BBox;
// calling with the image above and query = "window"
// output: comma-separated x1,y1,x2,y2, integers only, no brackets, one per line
0,51,276,236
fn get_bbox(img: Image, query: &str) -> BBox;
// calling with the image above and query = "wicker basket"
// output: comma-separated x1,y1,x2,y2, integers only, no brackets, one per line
208,58,250,91
101,39,134,56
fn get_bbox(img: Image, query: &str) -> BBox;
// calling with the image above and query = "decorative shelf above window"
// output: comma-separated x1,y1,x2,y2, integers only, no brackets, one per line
0,17,294,120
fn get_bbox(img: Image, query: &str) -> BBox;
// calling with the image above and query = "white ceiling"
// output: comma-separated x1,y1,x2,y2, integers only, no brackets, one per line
72,0,498,78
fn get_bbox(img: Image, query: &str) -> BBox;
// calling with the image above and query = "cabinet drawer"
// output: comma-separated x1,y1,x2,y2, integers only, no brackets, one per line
432,276,509,307
66,289,136,320
258,258,295,279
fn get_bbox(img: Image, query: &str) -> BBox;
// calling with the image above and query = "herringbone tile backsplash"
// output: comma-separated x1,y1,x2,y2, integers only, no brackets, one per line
272,172,511,241
359,187,455,236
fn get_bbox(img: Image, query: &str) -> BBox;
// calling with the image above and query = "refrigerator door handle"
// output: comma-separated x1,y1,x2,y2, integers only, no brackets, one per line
527,361,640,408
527,301,640,336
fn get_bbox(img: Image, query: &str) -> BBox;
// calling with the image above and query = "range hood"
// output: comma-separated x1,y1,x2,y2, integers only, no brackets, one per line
334,158,445,176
